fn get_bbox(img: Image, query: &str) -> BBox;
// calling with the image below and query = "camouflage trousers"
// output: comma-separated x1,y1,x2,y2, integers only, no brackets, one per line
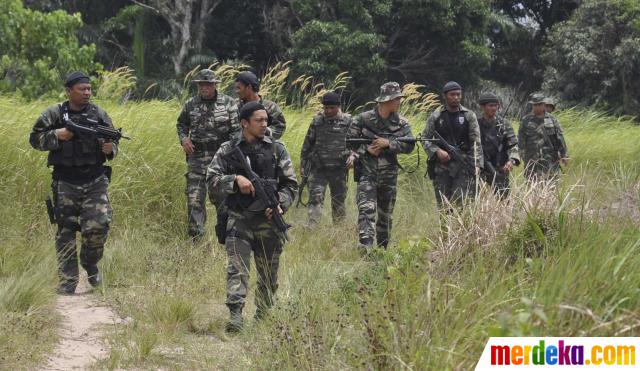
53,175,112,290
432,167,477,208
524,159,561,182
185,150,222,238
225,213,283,314
307,167,348,226
482,170,511,198
356,173,398,248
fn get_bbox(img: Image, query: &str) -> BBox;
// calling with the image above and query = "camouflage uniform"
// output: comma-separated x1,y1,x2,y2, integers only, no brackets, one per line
177,77,240,238
237,97,286,139
206,136,297,319
29,101,117,293
300,111,352,225
347,83,414,248
518,112,568,180
423,106,483,207
478,116,520,197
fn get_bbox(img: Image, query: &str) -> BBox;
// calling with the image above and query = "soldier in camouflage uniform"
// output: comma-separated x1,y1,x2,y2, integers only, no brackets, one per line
300,92,354,226
423,82,483,209
29,71,117,294
477,92,520,198
235,71,286,139
518,93,569,180
176,69,240,240
347,82,415,250
207,102,297,332
544,97,557,113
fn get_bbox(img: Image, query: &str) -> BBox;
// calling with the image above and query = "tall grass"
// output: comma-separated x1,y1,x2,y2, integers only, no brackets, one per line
1,70,639,368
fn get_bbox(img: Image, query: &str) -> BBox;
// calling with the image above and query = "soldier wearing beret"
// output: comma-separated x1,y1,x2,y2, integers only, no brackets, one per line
235,71,287,140
176,69,240,241
422,81,483,209
477,92,520,197
300,92,354,226
29,71,118,294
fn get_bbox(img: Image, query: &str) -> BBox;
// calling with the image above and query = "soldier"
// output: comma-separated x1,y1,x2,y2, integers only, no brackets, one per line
235,71,286,139
206,102,297,332
544,97,556,113
300,92,354,226
518,93,569,180
29,71,118,294
477,92,520,198
176,68,240,241
347,82,415,250
422,81,483,208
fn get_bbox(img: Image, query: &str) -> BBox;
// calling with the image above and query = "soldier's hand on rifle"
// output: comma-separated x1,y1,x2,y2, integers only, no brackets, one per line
265,205,283,221
436,148,450,163
501,160,514,173
346,153,357,168
235,175,255,196
181,137,195,155
55,128,74,141
102,142,114,155
370,137,390,151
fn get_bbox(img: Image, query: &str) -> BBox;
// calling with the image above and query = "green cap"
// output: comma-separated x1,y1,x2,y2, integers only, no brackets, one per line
192,69,220,83
529,93,545,104
375,82,404,103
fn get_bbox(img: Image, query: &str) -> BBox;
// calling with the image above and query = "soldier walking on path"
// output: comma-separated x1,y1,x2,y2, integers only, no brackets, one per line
176,69,240,241
207,102,297,332
300,92,354,227
423,82,483,209
347,82,415,250
29,71,118,294
518,93,569,181
235,71,287,140
477,92,520,198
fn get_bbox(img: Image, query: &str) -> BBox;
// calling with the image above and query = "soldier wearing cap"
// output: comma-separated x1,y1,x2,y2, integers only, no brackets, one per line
206,102,298,332
477,92,520,197
176,68,240,241
423,81,483,209
544,97,556,113
300,92,354,226
346,82,415,250
235,71,287,140
29,71,118,294
518,93,569,180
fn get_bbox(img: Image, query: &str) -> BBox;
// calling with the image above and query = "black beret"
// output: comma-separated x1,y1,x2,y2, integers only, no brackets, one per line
478,92,500,105
239,101,266,121
64,71,90,88
321,92,341,105
236,71,260,89
442,81,462,94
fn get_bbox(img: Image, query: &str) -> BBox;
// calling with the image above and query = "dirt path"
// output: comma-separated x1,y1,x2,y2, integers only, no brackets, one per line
41,274,123,371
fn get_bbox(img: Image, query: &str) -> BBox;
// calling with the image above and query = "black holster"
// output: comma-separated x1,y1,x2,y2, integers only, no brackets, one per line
215,210,229,245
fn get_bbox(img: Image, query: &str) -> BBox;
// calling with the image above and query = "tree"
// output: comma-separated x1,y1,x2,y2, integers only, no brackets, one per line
0,0,101,98
132,0,223,76
543,0,640,116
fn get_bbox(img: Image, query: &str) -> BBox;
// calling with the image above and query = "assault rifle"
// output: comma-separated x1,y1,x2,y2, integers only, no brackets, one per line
429,131,478,177
65,118,130,142
345,135,435,146
227,146,291,241
296,161,312,207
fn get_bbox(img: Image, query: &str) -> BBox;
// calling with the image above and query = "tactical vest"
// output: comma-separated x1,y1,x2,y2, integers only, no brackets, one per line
225,140,278,213
47,103,107,167
189,96,232,149
434,109,471,151
479,117,504,165
360,110,405,164
313,113,350,168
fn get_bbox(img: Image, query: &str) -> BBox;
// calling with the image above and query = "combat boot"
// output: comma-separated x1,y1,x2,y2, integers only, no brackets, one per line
225,304,244,333
83,264,102,287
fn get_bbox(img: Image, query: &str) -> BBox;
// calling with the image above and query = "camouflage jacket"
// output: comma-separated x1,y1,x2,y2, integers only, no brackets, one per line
176,93,240,150
518,113,568,166
300,111,353,169
347,108,414,178
478,115,520,168
237,96,286,139
206,136,298,216
422,105,483,174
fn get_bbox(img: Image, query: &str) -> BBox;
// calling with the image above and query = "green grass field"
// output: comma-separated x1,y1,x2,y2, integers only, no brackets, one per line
1,96,639,369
